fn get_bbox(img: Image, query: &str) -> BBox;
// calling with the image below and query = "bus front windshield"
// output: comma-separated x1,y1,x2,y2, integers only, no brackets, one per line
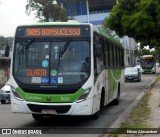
141,59,154,68
13,39,90,86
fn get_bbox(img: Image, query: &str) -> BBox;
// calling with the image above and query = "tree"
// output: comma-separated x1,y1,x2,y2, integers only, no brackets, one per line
151,47,160,63
26,0,68,22
141,48,150,55
104,0,160,48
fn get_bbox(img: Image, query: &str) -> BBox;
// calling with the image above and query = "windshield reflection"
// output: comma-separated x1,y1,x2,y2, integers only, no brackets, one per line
13,40,90,86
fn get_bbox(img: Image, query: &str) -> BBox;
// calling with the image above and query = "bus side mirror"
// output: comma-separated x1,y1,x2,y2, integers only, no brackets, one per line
5,44,10,57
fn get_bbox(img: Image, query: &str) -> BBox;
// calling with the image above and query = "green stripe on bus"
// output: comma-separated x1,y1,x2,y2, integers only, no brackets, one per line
16,87,84,103
108,69,121,99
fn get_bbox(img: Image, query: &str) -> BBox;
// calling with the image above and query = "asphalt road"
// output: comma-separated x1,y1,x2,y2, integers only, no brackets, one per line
0,68,159,137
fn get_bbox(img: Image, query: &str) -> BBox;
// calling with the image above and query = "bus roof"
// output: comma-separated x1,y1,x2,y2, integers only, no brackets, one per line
93,26,122,47
17,22,90,27
141,55,155,59
141,55,153,57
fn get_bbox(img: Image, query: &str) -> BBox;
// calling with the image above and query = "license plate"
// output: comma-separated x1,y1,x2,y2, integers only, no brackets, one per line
127,77,132,79
41,109,57,114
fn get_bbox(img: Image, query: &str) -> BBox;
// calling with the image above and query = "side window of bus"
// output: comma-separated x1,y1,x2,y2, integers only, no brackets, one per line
93,34,104,76
109,43,113,67
112,44,115,67
117,47,120,67
104,41,110,67
119,49,124,67
115,46,118,67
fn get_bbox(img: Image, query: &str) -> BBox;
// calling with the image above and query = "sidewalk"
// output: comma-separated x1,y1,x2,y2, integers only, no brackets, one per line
146,81,160,128
104,76,160,137
138,80,160,137
111,78,160,137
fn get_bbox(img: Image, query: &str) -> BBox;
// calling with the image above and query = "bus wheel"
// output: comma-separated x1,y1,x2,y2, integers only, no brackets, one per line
91,110,101,120
1,100,6,104
91,90,104,120
32,114,44,121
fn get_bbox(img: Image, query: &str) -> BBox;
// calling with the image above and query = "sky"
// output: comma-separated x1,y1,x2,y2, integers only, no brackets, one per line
0,0,35,37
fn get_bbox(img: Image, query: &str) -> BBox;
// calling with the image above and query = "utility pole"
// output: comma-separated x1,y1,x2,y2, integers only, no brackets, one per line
86,0,90,23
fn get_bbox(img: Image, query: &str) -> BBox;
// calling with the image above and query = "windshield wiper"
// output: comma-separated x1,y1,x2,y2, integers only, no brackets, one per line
57,38,72,67
59,38,72,57
18,38,34,55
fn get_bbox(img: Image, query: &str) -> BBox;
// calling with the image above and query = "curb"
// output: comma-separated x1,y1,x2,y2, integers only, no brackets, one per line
103,76,157,137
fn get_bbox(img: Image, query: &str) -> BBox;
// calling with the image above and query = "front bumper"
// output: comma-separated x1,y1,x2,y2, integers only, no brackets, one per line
125,75,139,81
11,97,93,116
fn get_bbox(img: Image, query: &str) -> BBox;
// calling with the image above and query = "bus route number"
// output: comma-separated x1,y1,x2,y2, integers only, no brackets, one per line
26,28,40,36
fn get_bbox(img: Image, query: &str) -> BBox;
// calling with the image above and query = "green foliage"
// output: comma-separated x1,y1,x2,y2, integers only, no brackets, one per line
153,47,160,63
155,75,160,83
26,0,68,22
122,91,151,128
141,48,150,55
104,0,160,48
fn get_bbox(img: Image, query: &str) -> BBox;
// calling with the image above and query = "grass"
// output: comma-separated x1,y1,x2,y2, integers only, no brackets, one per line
108,75,160,137
108,91,152,137
155,75,160,107
122,91,151,128
155,75,160,83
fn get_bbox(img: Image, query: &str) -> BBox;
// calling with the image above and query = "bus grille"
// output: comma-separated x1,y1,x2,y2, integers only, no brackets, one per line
27,104,71,113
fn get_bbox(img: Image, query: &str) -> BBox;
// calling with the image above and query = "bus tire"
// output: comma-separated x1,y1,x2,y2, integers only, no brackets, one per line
1,100,6,104
91,89,105,120
112,84,120,105
91,110,101,120
32,114,44,121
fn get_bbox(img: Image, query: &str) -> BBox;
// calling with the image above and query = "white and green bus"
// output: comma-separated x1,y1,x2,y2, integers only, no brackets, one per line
140,55,156,74
8,22,124,120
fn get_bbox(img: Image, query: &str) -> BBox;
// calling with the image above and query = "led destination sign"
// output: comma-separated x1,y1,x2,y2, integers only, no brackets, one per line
26,28,81,37
16,25,90,37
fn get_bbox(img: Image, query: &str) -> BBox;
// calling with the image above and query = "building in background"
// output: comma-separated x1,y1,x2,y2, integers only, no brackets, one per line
0,37,13,59
0,37,12,87
58,0,116,25
123,36,137,67
57,0,137,67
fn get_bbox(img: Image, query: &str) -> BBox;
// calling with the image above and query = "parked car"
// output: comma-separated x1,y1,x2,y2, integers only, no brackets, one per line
0,84,11,104
125,67,141,82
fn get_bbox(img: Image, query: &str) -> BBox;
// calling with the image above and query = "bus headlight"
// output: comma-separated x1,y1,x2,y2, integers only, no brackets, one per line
76,87,91,103
11,86,24,101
